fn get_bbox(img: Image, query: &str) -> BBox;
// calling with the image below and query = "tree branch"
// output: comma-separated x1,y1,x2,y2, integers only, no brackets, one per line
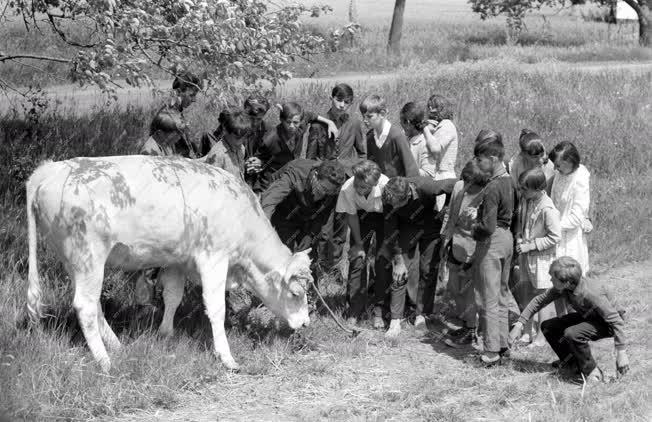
47,13,99,48
0,54,71,63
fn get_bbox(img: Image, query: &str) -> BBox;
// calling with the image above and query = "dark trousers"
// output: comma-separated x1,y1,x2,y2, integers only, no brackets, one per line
398,237,441,319
347,212,390,319
317,210,347,271
541,312,612,376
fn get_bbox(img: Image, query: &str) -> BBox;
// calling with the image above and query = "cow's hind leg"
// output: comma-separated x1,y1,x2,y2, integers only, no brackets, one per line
97,301,121,352
71,263,111,372
158,266,185,338
196,255,237,370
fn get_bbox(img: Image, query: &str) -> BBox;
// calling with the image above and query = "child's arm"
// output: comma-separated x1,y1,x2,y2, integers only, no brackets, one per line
354,120,367,159
395,133,419,177
422,120,455,156
588,290,627,351
534,206,562,251
510,288,561,342
304,111,339,140
472,183,498,241
259,169,295,220
561,169,590,230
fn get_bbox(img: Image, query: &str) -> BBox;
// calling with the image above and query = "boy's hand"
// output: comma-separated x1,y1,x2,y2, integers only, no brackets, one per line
516,242,535,254
246,157,262,174
392,255,408,283
326,121,339,140
349,243,366,261
509,321,524,345
616,349,630,376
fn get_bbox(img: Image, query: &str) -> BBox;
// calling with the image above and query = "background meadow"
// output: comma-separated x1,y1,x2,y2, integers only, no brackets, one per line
1,0,651,419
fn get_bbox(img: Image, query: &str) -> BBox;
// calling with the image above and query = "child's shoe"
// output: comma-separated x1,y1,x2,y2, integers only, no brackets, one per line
444,327,476,349
480,351,501,366
373,315,385,330
385,319,401,338
414,315,427,330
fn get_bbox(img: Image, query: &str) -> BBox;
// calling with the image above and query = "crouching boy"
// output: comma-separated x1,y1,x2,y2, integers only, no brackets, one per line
509,256,630,382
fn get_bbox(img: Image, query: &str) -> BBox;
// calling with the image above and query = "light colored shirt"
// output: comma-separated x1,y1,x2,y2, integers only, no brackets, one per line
203,136,245,180
409,134,437,178
427,119,458,176
139,137,175,156
373,119,391,149
335,174,389,214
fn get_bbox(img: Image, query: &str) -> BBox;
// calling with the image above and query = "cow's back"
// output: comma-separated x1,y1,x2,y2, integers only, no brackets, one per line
30,156,273,270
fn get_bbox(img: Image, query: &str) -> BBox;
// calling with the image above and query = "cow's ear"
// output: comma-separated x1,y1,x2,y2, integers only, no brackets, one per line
265,270,283,288
300,248,312,256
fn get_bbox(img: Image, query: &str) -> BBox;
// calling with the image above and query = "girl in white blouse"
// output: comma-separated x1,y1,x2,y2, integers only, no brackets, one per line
423,95,459,210
549,141,592,275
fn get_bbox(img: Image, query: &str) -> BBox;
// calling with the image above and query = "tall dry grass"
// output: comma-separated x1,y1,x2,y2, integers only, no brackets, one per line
1,62,651,420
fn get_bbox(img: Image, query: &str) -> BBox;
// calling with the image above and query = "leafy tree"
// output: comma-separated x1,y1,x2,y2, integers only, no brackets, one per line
469,0,652,46
0,0,347,103
469,0,560,42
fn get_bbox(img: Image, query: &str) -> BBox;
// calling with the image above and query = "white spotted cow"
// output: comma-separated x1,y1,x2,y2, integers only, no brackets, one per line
26,155,311,372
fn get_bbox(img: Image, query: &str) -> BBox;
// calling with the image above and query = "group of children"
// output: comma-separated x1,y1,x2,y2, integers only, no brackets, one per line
137,72,630,383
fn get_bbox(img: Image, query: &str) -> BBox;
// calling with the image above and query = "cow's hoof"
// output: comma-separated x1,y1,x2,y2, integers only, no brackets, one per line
157,328,173,339
99,358,112,374
221,357,240,372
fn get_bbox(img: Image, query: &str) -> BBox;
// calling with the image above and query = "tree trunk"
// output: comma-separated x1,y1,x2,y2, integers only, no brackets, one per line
387,0,406,55
622,0,652,46
348,0,358,23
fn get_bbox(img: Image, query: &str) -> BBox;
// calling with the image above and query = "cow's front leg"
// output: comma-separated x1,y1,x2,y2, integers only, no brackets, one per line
158,266,185,338
196,254,238,370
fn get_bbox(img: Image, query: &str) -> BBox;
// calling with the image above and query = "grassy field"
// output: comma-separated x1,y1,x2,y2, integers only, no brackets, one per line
1,0,651,87
1,60,651,420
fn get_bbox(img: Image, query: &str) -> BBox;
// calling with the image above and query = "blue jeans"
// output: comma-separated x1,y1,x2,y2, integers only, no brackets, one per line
475,227,513,353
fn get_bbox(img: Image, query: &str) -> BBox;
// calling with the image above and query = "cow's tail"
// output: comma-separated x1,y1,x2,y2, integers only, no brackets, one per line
26,161,52,322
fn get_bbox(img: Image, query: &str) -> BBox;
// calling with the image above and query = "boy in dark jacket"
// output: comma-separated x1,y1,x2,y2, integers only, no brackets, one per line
380,176,457,337
510,256,629,382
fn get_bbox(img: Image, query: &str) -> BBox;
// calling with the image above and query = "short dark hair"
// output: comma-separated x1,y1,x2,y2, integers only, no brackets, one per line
315,160,347,186
519,129,545,156
279,102,303,121
149,110,180,135
244,94,270,116
473,129,505,160
218,108,252,138
382,177,411,206
332,83,354,102
549,141,581,171
359,95,387,115
549,256,583,287
518,167,547,191
172,71,202,92
400,102,428,131
426,94,454,121
460,159,489,187
352,159,381,184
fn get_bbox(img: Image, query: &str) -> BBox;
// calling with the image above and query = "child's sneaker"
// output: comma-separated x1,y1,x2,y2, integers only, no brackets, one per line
373,316,385,330
444,327,476,348
385,319,401,338
480,351,501,366
414,315,427,331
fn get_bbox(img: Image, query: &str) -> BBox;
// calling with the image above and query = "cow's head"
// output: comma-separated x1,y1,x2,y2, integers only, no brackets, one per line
263,248,312,330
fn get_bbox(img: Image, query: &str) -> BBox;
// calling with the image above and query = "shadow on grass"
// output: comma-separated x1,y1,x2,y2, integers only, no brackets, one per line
19,282,314,352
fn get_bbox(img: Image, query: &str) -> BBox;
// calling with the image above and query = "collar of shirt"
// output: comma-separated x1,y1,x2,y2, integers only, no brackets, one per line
409,134,424,146
374,119,391,149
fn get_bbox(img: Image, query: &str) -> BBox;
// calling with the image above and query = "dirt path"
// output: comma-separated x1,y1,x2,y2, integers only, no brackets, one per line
100,260,652,422
2,60,651,114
